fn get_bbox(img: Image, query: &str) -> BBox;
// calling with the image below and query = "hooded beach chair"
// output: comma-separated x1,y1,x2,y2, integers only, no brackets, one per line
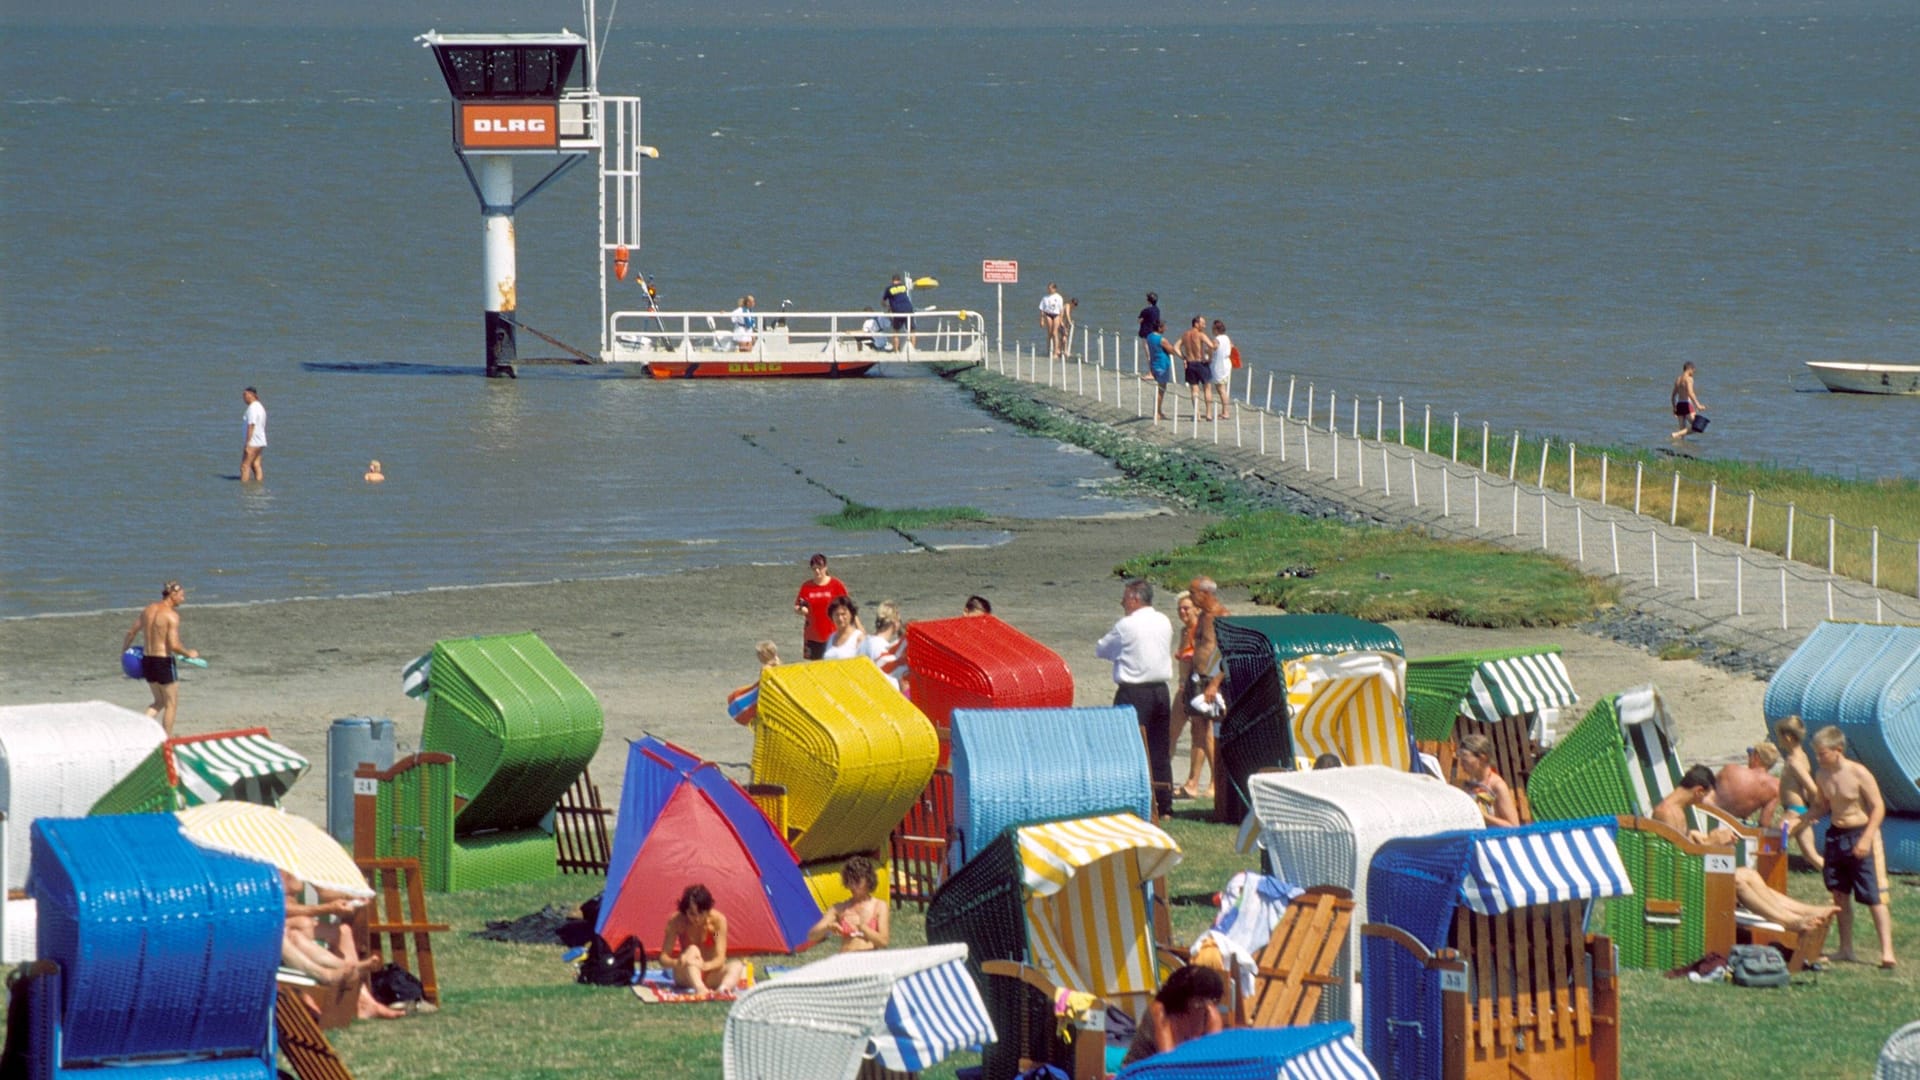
1113,1023,1381,1080
18,813,283,1080
751,658,938,905
1528,685,1784,969
1361,819,1629,1080
927,812,1181,1080
89,727,309,816
907,614,1076,758
1242,767,1485,1023
1281,651,1417,773
1211,616,1405,824
1404,646,1580,820
0,701,164,962
948,706,1152,868
722,943,995,1080
354,632,604,891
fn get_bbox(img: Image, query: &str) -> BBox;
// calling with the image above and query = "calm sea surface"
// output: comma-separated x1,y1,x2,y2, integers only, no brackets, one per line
3,16,1916,617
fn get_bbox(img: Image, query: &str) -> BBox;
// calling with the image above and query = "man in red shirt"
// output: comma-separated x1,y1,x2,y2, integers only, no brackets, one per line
794,554,849,660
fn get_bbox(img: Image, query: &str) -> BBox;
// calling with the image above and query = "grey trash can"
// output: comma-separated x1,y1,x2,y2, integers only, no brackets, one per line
327,716,396,847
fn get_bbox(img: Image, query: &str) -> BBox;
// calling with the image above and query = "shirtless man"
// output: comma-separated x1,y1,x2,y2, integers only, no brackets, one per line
1775,715,1824,869
121,580,198,736
1705,742,1781,823
1178,316,1215,421
1653,765,1835,957
1670,361,1705,440
1810,726,1896,968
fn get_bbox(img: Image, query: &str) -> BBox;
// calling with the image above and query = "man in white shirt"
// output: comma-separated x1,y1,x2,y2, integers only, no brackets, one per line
1096,577,1176,817
240,386,267,482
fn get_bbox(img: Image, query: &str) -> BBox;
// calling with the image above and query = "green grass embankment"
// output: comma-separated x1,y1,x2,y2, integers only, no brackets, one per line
816,501,988,531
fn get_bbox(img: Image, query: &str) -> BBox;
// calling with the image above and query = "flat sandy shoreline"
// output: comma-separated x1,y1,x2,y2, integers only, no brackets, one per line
0,513,1767,823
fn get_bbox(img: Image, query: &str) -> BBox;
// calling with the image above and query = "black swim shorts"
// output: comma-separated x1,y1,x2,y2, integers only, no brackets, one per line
1673,401,1691,418
890,316,908,331
1184,362,1208,385
140,653,177,685
1823,825,1881,905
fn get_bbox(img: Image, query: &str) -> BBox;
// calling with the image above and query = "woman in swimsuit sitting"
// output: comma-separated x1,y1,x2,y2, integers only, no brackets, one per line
801,855,891,953
661,884,746,994
1456,733,1520,827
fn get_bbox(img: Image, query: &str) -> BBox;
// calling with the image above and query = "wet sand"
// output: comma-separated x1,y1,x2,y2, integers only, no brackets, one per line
0,513,1768,822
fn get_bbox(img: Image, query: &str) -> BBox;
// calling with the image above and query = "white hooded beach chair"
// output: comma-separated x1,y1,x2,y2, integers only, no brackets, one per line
0,700,165,961
723,942,993,1080
1244,766,1484,1023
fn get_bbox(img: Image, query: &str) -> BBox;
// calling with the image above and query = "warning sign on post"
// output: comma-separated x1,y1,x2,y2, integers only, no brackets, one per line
982,260,1019,284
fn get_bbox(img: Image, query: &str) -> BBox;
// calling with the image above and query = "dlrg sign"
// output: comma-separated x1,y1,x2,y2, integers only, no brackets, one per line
982,259,1019,284
458,104,560,149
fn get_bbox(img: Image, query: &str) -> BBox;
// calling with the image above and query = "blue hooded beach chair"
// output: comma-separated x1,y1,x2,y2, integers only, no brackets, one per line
1361,819,1630,1080
1114,1023,1379,1080
20,813,283,1080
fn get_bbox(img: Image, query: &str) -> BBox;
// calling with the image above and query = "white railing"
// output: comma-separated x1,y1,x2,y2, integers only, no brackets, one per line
606,308,988,366
989,332,1920,632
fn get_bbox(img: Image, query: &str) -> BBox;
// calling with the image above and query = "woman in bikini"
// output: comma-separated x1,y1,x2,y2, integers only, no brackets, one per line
1456,733,1520,827
660,884,746,993
801,856,891,953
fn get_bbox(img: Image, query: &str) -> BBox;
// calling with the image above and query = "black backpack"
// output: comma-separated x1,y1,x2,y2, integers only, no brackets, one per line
578,933,642,987
1728,944,1790,988
368,963,427,1005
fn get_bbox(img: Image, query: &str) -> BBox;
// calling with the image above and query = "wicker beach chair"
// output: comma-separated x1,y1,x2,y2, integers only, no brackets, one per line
1881,1021,1920,1080
1281,651,1416,773
20,813,283,1080
90,727,309,816
723,943,994,1080
907,614,1075,757
949,706,1151,868
1529,685,1786,970
1404,646,1580,820
0,701,164,962
1244,767,1484,1023
1361,819,1629,1080
1211,616,1405,824
355,632,604,891
752,658,939,865
1113,1024,1381,1080
927,812,1181,1080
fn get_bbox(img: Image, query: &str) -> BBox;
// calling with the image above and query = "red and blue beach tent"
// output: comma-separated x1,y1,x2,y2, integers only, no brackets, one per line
596,735,820,956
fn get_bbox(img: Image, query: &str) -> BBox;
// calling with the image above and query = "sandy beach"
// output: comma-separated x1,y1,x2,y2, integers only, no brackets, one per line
0,512,1769,823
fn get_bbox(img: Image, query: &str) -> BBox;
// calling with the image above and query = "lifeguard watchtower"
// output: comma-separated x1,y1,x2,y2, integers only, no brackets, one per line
419,22,644,377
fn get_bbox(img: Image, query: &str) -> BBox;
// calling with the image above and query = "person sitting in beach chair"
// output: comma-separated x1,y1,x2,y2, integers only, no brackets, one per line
800,855,891,954
1654,766,1836,954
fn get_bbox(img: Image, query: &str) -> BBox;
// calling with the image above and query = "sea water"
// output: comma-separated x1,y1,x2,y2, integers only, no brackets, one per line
2,14,1916,616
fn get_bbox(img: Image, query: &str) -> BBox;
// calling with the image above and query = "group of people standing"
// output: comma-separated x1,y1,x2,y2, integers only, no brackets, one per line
1138,293,1236,423
1095,576,1229,818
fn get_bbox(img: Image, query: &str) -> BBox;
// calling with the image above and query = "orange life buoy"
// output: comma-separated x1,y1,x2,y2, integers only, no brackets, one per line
613,245,630,281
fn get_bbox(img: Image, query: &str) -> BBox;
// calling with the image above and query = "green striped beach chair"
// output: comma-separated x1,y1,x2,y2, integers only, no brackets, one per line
1529,685,1782,970
1404,646,1579,820
357,632,603,892
90,728,309,816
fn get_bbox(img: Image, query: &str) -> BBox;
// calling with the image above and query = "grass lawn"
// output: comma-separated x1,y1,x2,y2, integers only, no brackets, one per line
817,501,989,531
326,801,1916,1079
1120,511,1619,627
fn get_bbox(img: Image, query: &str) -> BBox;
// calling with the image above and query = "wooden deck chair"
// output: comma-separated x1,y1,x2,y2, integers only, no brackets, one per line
1232,886,1355,1028
355,857,449,1005
1362,821,1628,1080
276,983,357,1080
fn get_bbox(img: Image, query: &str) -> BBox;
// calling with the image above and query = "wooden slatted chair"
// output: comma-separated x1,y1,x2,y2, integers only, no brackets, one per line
276,983,357,1080
356,856,449,1006
1234,886,1355,1028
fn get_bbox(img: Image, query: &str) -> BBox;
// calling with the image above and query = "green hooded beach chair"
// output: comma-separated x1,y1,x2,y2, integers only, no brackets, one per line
1404,646,1579,822
356,632,604,891
89,728,309,816
1528,685,1779,970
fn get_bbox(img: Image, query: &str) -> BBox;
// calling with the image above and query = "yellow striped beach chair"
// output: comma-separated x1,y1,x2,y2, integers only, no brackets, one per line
1282,652,1414,772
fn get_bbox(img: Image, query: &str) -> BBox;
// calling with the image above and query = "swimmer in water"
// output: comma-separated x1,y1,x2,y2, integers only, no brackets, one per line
364,460,385,483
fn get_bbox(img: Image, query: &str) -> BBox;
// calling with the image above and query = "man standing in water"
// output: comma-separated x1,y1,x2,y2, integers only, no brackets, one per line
122,580,198,736
241,386,268,481
1670,362,1705,440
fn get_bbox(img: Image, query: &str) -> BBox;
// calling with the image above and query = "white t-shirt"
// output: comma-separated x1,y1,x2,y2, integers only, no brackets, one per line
1039,292,1064,317
821,628,865,660
244,400,267,447
730,306,755,344
1211,333,1233,383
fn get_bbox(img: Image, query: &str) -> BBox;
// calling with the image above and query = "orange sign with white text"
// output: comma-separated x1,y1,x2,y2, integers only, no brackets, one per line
458,103,560,149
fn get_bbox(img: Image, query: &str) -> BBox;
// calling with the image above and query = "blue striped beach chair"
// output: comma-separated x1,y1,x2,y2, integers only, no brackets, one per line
1114,1023,1380,1080
1361,819,1630,1080
723,943,993,1080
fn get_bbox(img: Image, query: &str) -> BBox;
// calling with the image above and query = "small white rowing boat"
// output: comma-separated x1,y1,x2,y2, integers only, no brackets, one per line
1804,361,1920,396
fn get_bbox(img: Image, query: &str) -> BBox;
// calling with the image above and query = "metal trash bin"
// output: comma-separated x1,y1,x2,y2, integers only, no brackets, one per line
327,716,395,847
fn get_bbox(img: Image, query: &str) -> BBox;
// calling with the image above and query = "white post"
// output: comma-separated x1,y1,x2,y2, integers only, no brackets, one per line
1707,481,1718,538
1786,503,1796,560
1265,373,1274,414
1781,567,1789,630
1306,385,1315,430
1610,520,1620,575
1410,456,1418,505
1634,461,1644,516
1423,405,1432,454
1279,414,1288,462
1481,422,1490,472
1331,422,1340,479
1302,421,1311,471
1538,440,1550,488
1287,375,1297,419
1095,344,1103,402
1576,507,1585,562
1076,352,1083,396
477,154,519,377
1691,540,1700,601
1540,493,1548,549
1246,367,1254,406
1356,430,1364,487
1652,531,1660,588
1568,443,1577,498
1828,515,1837,573
1330,391,1337,440
1451,413,1460,462
1441,469,1450,517
1135,358,1142,418
1352,398,1360,441
1098,332,1105,370
1377,397,1385,441
1511,484,1519,535
1382,446,1390,495
1826,580,1834,619
1509,434,1520,480
1600,455,1609,506
1235,410,1242,448
1744,491,1755,546
1172,392,1180,430
1872,526,1880,588
1398,398,1406,445
1736,554,1744,616
1259,410,1265,455
1473,474,1481,528
1670,473,1681,525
